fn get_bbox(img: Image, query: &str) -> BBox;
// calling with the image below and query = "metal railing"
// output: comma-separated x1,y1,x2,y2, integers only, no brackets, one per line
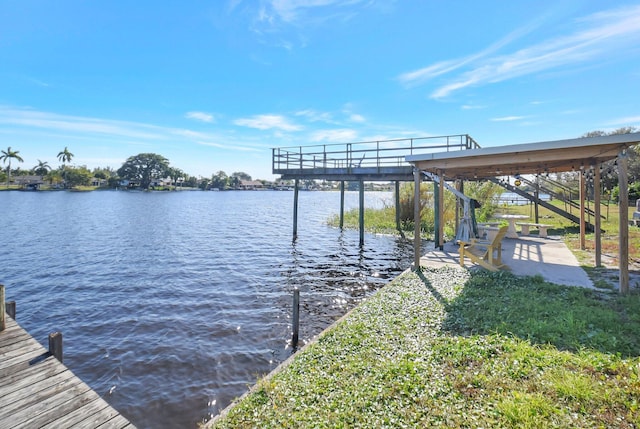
272,134,479,173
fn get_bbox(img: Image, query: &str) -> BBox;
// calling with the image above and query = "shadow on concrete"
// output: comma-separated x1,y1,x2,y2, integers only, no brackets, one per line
420,235,593,289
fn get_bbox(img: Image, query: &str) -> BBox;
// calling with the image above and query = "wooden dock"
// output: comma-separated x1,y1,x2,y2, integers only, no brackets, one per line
0,313,135,428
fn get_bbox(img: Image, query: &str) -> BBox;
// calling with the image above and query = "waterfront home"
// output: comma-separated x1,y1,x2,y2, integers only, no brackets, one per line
12,175,44,190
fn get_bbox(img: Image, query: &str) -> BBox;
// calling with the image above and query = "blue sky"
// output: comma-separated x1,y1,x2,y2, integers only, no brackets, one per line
1,0,639,180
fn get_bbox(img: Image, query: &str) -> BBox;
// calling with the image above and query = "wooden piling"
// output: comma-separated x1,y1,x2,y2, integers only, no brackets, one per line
359,179,365,246
49,331,63,362
0,284,4,332
6,301,16,320
339,181,345,229
292,288,300,348
293,179,299,241
395,181,401,232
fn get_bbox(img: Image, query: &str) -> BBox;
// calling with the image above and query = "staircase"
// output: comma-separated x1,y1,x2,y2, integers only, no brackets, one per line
516,175,606,220
489,177,598,232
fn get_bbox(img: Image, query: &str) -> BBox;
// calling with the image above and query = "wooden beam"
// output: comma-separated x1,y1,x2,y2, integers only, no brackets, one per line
410,139,634,179
619,150,629,294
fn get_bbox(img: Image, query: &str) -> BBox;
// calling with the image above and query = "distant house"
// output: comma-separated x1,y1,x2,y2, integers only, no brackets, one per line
12,175,44,190
90,178,107,187
274,180,294,191
239,180,264,190
119,179,139,189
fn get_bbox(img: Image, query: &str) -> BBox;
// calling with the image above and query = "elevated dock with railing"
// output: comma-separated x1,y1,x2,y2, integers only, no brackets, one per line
272,135,480,244
272,134,480,182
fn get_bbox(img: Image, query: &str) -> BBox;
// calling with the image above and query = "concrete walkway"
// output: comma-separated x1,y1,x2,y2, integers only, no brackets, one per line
420,235,594,289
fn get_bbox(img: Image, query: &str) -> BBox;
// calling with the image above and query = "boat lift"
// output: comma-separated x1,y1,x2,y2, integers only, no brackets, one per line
422,171,477,243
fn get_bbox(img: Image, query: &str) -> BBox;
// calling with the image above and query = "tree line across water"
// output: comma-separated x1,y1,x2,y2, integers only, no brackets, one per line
2,128,640,193
0,149,263,190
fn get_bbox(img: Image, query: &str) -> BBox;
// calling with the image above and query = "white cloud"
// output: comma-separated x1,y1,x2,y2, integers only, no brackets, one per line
310,128,357,142
247,0,386,48
398,16,543,87
265,0,367,23
491,116,526,122
0,106,168,140
341,104,366,124
185,111,215,123
234,114,302,131
196,141,259,151
349,113,365,123
461,104,487,110
295,109,334,123
398,4,640,99
608,116,640,125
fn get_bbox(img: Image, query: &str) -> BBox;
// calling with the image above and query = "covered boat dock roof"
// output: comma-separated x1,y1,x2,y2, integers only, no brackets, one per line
405,132,640,294
406,133,640,179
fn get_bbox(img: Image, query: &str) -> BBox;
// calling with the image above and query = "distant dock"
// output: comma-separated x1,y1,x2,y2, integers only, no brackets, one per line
0,288,135,428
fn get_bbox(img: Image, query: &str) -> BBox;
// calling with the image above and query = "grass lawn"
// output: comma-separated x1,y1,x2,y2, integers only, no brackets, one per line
208,267,640,428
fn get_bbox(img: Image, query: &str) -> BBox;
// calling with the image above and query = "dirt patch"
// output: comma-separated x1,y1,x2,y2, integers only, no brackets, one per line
580,251,640,291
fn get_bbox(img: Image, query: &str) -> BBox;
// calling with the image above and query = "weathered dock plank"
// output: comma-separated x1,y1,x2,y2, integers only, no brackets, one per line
42,397,114,428
0,315,136,428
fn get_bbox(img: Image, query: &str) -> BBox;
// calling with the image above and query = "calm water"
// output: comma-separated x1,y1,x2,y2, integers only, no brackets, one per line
0,190,414,428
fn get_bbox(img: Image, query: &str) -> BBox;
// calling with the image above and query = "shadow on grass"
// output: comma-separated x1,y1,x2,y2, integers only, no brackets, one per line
426,269,640,357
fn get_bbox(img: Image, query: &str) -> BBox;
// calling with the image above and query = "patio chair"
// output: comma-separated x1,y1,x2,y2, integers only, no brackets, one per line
458,225,509,271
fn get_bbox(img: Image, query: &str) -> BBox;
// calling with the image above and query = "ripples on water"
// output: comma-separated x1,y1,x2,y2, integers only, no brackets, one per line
0,190,414,428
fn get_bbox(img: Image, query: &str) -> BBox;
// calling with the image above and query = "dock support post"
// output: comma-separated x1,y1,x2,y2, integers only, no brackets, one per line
594,163,602,267
579,171,586,250
413,169,421,270
49,332,63,362
618,149,629,294
0,284,4,332
293,179,299,241
534,178,540,223
359,179,365,246
438,172,445,249
292,288,300,348
6,301,15,320
434,179,440,248
340,181,345,229
395,181,401,232
455,180,462,239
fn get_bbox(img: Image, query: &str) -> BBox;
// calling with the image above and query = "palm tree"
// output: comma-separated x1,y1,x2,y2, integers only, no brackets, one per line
57,147,74,164
57,147,74,187
32,159,51,177
0,147,24,187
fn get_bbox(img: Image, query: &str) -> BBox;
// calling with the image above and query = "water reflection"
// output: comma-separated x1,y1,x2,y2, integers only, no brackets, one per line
0,190,414,428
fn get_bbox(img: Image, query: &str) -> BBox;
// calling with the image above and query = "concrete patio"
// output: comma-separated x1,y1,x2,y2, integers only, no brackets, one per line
420,235,594,289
